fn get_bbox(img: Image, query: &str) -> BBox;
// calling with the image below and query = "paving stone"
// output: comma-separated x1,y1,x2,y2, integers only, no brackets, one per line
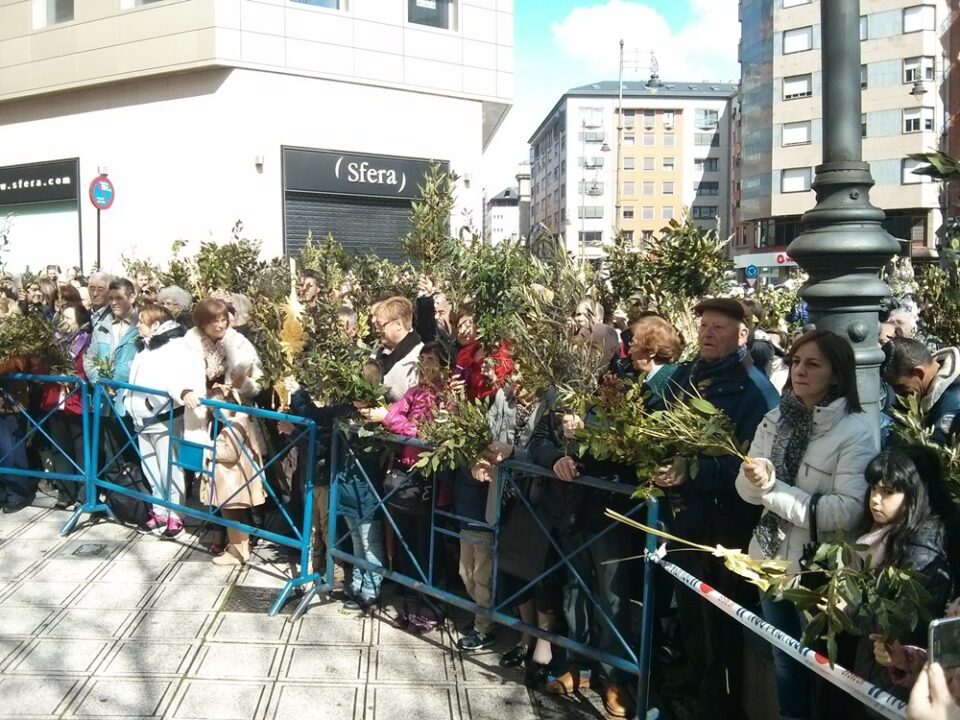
13,520,71,540
72,677,178,717
0,537,64,559
0,580,82,606
372,687,455,720
149,583,227,612
73,522,138,542
266,684,360,720
0,674,84,715
72,582,159,611
8,638,112,674
189,643,284,680
170,680,271,720
125,611,213,641
0,557,39,580
462,687,538,720
28,557,106,583
235,566,296,590
99,641,199,676
0,506,50,524
280,646,367,682
209,613,291,644
163,562,238,586
57,539,128,560
0,605,56,636
44,608,134,639
98,561,173,584
0,636,24,670
221,586,298,615
374,647,454,683
374,616,452,647
291,615,367,645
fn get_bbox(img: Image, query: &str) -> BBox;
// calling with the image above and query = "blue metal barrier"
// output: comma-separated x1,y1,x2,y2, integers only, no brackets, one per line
64,378,320,616
0,373,91,525
312,423,660,717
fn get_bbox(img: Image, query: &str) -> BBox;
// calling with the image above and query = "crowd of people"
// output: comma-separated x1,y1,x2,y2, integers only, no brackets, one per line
0,260,957,720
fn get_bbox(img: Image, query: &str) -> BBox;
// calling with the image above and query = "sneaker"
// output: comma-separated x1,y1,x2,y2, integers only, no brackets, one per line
340,597,375,615
457,629,496,652
160,517,183,539
145,510,168,532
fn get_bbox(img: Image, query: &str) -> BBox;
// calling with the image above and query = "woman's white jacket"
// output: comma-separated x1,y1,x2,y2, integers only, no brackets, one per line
735,397,877,573
178,327,263,446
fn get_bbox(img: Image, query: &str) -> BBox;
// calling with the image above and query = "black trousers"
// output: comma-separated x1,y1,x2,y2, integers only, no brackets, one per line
48,412,85,503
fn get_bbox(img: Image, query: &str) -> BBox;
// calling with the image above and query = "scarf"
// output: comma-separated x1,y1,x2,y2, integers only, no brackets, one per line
689,345,749,387
770,387,840,487
378,329,422,376
856,523,894,567
200,332,227,382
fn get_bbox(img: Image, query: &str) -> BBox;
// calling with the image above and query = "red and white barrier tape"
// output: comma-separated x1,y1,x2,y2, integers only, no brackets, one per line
650,546,907,720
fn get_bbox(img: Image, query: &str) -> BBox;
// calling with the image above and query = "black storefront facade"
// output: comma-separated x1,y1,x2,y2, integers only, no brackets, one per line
282,147,448,262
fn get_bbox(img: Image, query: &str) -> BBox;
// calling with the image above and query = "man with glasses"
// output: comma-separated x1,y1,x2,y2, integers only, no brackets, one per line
86,271,113,324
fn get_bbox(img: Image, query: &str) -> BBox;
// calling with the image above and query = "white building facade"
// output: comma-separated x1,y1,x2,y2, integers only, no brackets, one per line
0,0,513,271
529,80,736,260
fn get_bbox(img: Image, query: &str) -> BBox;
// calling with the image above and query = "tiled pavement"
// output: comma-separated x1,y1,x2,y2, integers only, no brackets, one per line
0,493,616,720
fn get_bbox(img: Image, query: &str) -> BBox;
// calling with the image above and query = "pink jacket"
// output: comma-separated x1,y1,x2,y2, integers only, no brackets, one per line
384,383,441,467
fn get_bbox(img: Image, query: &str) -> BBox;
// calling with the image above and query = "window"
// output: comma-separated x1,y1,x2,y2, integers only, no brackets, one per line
904,57,935,83
293,0,340,7
642,182,655,195
695,108,719,130
623,206,635,220
580,131,605,143
860,15,867,40
783,74,812,100
643,133,655,146
623,182,636,195
663,181,675,195
642,230,654,242
695,181,720,196
578,206,604,219
579,157,604,168
581,106,604,128
579,231,603,246
695,157,719,172
782,120,811,146
623,109,635,128
695,133,720,147
662,206,675,220
623,157,636,170
644,109,655,128
409,0,454,30
622,230,634,243
623,134,635,146
783,26,813,54
663,157,675,171
903,5,935,33
663,133,676,146
902,159,931,184
861,65,868,90
692,206,719,219
903,107,934,133
579,180,604,194
641,206,654,220
781,167,812,193
663,110,675,127
862,113,867,138
642,157,655,171
41,0,73,24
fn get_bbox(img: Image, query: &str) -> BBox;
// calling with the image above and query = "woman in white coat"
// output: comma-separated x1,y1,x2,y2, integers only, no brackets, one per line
736,329,877,720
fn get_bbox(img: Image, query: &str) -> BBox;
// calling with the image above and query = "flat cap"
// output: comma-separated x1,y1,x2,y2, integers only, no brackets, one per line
693,297,753,326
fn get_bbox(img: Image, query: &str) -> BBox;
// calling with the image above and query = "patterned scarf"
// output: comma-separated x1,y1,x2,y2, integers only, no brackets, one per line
770,387,840,487
200,332,227,382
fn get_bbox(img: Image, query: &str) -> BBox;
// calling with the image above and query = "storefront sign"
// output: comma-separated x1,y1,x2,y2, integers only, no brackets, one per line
283,147,444,200
0,158,80,206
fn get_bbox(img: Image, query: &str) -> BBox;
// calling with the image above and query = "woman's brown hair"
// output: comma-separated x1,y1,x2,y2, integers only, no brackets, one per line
192,297,230,330
139,303,173,327
630,316,683,364
784,330,862,413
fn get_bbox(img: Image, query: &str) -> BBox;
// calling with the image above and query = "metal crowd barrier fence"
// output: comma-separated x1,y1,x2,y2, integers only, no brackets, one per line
308,423,661,717
59,378,320,616
650,547,908,720
0,373,91,508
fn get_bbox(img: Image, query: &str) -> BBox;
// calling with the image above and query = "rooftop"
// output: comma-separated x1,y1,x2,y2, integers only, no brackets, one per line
488,186,520,204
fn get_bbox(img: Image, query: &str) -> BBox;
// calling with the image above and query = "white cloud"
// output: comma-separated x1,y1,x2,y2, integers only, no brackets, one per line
550,0,740,83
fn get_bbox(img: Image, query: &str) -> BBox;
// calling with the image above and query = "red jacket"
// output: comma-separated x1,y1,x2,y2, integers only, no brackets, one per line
40,336,89,415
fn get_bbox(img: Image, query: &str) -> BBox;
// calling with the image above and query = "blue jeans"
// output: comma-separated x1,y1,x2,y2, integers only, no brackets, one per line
761,596,811,720
0,415,31,503
344,516,385,602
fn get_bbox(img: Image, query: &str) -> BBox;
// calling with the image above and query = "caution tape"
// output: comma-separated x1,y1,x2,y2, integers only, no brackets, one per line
650,546,907,720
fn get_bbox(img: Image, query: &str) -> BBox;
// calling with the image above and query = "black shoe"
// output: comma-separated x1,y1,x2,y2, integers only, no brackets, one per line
457,630,496,652
340,598,373,614
524,659,550,688
2,499,30,514
500,643,531,668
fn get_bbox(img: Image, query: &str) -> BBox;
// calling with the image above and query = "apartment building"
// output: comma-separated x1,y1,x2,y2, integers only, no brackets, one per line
736,0,949,283
528,79,737,260
0,0,513,271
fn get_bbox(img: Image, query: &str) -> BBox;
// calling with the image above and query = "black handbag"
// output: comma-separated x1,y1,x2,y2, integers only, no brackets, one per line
799,492,826,586
382,467,432,516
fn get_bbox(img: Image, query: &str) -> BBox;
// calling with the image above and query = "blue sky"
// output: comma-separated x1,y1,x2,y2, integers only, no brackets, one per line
479,0,741,194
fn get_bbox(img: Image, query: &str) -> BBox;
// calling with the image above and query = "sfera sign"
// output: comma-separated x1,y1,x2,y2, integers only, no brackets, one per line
283,147,445,200
0,158,80,206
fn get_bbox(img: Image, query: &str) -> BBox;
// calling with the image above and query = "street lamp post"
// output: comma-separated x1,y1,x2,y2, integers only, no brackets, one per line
786,0,900,438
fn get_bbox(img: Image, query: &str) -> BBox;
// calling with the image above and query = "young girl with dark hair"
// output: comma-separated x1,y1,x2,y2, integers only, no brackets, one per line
855,447,955,704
